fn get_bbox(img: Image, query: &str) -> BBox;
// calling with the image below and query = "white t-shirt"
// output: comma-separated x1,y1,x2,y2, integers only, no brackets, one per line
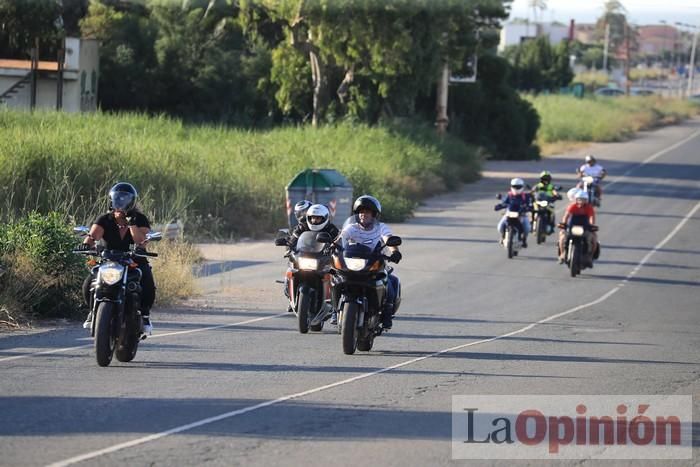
579,163,606,178
339,221,393,249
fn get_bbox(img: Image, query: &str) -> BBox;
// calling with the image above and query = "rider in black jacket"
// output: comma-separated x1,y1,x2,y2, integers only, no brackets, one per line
81,182,156,335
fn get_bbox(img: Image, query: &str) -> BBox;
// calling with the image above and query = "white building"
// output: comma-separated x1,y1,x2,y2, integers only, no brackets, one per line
0,38,99,112
499,21,571,52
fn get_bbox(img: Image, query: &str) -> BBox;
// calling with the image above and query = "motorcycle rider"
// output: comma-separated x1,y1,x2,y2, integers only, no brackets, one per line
576,155,607,203
288,202,339,249
80,182,156,336
495,178,533,248
558,189,598,266
531,170,561,234
281,203,340,313
335,195,402,330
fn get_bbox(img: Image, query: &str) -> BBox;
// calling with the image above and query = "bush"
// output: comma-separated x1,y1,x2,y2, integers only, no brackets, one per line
0,212,85,320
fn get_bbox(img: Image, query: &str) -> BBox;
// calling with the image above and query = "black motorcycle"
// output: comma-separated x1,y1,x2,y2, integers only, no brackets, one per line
560,221,598,277
74,227,161,367
532,190,562,245
275,231,334,333
325,234,402,355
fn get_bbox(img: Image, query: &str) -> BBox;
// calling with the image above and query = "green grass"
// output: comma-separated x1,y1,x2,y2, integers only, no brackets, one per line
526,95,700,149
0,110,480,238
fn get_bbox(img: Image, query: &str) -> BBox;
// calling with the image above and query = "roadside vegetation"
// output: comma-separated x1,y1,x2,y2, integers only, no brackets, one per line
526,95,700,154
0,109,481,237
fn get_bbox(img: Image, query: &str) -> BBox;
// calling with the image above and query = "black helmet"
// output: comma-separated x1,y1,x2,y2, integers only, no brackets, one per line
352,195,381,217
108,182,137,212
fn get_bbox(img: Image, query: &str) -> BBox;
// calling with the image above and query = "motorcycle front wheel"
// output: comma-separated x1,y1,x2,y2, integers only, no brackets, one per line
94,302,116,367
341,302,359,355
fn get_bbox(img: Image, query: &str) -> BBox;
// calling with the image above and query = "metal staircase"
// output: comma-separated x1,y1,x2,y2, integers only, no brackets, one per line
0,72,32,105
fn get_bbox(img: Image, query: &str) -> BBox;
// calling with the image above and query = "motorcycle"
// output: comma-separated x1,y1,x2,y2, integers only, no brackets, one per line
532,190,562,245
74,227,162,367
324,233,402,355
580,175,601,207
275,230,334,333
560,221,598,277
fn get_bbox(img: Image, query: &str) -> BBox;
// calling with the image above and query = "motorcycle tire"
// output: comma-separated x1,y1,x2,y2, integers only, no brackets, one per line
570,243,581,278
297,290,310,334
507,227,514,259
94,302,116,367
357,335,374,352
537,216,546,244
341,302,359,355
116,312,140,363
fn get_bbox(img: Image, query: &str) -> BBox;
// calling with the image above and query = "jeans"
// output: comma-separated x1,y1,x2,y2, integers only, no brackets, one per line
497,215,530,238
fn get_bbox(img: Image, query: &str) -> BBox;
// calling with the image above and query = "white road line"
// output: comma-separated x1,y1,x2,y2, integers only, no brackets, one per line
0,313,286,364
46,199,700,467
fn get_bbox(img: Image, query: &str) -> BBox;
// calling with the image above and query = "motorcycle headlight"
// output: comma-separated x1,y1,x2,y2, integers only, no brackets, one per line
298,257,318,271
99,262,124,285
537,200,549,207
571,226,585,236
507,211,520,218
345,257,367,271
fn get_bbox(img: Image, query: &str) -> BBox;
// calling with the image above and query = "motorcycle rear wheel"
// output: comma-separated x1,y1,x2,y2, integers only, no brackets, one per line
116,310,140,363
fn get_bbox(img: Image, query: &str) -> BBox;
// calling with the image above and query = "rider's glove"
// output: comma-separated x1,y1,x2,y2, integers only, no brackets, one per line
494,203,502,211
76,243,92,251
389,250,402,264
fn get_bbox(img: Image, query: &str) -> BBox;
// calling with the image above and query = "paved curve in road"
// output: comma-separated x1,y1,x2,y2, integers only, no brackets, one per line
1,121,699,466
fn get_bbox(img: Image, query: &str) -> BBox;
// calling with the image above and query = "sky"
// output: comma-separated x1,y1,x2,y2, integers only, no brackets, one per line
507,0,700,27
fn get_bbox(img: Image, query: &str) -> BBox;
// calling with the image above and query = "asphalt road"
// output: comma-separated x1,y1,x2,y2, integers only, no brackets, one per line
1,121,699,466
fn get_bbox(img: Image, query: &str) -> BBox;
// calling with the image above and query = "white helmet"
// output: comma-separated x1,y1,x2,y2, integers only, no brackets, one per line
585,154,596,165
574,189,589,202
306,204,330,231
510,178,525,194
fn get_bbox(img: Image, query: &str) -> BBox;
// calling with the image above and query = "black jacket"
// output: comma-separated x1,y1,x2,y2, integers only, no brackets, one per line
289,222,339,249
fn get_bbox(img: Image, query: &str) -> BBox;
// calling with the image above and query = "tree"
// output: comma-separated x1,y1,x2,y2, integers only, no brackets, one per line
0,0,62,59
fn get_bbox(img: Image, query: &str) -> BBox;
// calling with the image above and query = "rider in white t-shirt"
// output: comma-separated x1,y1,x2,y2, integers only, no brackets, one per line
576,154,607,202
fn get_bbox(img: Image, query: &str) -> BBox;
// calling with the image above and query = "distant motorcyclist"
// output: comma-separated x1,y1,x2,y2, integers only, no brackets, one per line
335,195,401,329
558,189,598,266
576,155,607,203
81,182,156,335
531,170,561,234
495,178,533,248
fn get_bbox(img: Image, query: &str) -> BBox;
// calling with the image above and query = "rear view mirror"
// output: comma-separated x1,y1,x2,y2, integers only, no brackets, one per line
74,226,90,236
274,237,288,247
385,236,402,247
146,232,163,242
496,193,502,200
555,185,562,191
315,232,332,244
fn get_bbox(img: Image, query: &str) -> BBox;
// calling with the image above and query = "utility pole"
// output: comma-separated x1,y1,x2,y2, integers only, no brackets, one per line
687,27,698,96
435,61,449,135
603,22,610,72
624,22,631,95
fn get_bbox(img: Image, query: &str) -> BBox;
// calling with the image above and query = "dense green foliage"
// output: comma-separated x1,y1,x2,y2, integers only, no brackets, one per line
0,110,481,237
0,212,85,320
502,36,574,93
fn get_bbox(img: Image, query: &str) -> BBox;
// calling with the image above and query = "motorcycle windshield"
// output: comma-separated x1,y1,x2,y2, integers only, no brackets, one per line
536,192,551,201
296,231,325,254
341,242,374,259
